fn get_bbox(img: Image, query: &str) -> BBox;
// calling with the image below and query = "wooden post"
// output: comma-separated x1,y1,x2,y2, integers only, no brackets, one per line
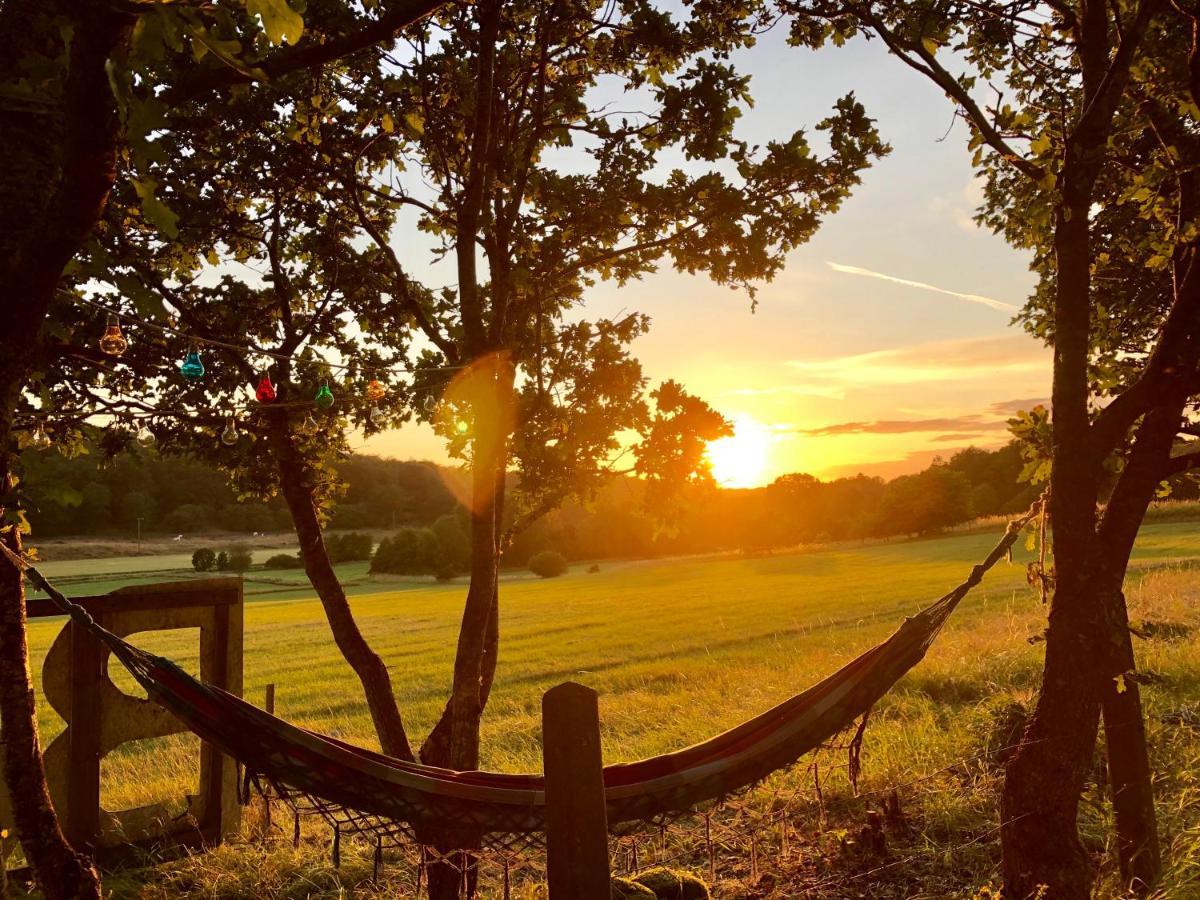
66,617,104,850
542,682,610,899
260,683,276,837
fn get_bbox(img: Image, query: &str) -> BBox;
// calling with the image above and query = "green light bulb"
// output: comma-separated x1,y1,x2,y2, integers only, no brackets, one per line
314,382,335,410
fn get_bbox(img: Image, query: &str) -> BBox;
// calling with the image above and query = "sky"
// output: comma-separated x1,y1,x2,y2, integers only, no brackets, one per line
360,26,1050,486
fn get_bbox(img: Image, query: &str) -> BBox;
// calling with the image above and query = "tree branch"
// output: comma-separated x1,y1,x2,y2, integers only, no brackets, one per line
167,0,447,102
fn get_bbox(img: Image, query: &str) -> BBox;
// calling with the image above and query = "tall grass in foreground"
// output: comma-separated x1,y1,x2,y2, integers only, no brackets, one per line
13,525,1200,897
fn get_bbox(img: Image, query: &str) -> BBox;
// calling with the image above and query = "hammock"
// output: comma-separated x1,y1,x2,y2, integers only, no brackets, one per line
2,506,1036,850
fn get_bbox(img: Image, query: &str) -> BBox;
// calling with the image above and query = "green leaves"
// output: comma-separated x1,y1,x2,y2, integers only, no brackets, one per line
131,178,179,238
246,0,304,46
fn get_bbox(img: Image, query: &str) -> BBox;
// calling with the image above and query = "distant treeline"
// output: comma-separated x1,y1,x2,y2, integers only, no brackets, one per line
19,449,460,537
508,444,1041,563
21,442,1200,565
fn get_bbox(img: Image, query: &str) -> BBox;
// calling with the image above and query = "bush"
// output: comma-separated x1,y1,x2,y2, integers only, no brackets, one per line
528,549,568,578
263,552,304,570
215,550,230,571
226,547,253,573
326,532,373,563
371,527,438,575
633,869,710,900
191,548,216,572
611,877,656,899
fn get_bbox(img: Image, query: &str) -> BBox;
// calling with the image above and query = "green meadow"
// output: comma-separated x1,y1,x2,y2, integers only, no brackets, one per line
22,522,1200,898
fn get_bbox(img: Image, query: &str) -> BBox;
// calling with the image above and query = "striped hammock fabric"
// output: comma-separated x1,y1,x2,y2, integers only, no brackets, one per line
3,505,1035,851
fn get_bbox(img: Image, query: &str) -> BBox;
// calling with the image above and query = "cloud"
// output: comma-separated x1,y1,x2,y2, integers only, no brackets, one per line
987,397,1051,415
929,176,987,233
818,448,966,481
798,416,1011,437
786,334,1049,387
827,261,1016,312
723,384,846,401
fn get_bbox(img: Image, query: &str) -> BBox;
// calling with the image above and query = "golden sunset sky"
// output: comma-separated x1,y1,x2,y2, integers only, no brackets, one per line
362,30,1050,486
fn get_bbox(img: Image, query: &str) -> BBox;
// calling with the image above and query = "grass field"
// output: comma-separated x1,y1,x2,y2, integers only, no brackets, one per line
16,523,1200,897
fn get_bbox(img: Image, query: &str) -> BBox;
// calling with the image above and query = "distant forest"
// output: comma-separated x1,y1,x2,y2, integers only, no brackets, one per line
19,442,1200,565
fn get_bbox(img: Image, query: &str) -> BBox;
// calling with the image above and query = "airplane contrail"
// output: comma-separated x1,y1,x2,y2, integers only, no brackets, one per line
827,262,1016,312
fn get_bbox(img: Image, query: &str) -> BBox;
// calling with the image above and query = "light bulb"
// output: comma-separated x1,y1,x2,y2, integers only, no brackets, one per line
180,349,205,380
136,426,156,448
314,382,335,410
221,416,239,446
369,406,386,426
423,394,438,413
454,418,470,435
29,423,51,449
255,373,276,403
99,316,128,357
366,379,386,403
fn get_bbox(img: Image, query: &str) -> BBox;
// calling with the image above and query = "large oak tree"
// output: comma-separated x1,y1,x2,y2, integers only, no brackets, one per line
782,1,1199,895
0,1,444,895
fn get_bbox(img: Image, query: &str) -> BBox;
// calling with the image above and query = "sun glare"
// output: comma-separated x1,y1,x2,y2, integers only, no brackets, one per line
706,416,772,488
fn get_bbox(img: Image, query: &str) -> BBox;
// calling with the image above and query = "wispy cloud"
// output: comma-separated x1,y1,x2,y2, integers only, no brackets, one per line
987,397,1050,415
798,416,1010,437
786,334,1049,387
827,262,1016,312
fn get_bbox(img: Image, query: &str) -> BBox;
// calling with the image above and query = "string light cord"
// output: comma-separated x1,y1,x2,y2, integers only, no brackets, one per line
72,293,467,377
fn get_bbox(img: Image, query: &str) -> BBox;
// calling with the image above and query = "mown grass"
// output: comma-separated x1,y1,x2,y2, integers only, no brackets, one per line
14,523,1200,897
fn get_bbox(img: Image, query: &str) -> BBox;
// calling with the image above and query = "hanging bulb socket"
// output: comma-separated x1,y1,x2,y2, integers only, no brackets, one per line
314,381,335,410
180,348,205,380
220,415,239,446
99,315,128,357
29,423,52,449
365,379,386,403
255,372,277,403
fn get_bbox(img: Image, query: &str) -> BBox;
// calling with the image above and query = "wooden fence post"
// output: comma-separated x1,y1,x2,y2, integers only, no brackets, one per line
542,682,610,899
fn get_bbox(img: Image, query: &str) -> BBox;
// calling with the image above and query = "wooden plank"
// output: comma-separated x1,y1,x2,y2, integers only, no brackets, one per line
27,581,241,619
66,617,105,851
542,682,611,900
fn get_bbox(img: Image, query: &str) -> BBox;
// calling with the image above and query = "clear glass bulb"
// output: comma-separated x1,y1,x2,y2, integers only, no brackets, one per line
30,423,51,449
369,406,386,426
220,417,239,446
99,316,128,357
136,426,156,448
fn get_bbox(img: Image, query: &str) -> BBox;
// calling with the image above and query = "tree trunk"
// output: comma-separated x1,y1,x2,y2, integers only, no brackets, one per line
1101,645,1159,892
1000,583,1102,899
1002,155,1102,897
268,415,414,761
421,357,513,900
1088,407,1182,892
0,7,131,896
0,527,102,900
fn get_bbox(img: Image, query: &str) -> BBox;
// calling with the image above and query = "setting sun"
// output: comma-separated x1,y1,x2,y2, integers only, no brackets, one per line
706,416,772,488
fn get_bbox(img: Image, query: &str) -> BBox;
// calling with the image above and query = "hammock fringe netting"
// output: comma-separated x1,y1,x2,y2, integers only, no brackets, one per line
2,505,1037,852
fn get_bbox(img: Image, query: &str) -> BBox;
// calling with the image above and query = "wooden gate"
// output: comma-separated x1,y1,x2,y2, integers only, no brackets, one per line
1,578,243,863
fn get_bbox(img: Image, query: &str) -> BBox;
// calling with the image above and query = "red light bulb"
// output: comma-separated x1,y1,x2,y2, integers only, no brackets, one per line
255,373,276,403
